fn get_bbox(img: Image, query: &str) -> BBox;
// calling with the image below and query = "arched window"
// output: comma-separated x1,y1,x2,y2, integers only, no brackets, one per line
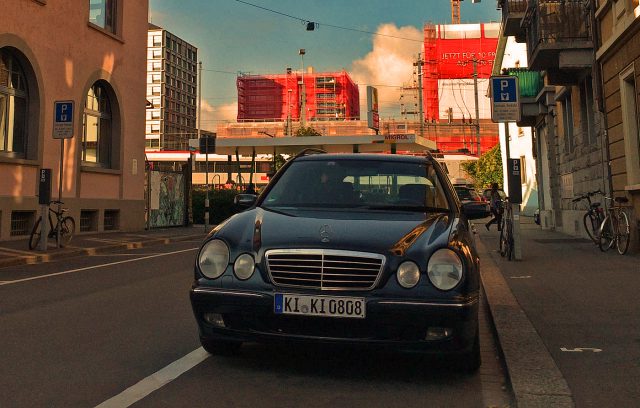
0,48,28,157
82,82,112,166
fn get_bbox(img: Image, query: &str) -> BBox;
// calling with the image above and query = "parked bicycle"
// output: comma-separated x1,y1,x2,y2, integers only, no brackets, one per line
598,196,630,255
28,200,75,250
572,190,604,244
499,197,514,261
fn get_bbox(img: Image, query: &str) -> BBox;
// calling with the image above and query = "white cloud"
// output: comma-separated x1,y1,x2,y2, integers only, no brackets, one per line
200,100,237,131
350,24,423,119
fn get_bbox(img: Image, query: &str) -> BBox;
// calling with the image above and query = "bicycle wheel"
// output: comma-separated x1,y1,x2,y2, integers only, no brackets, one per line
598,216,614,252
28,217,43,250
59,216,75,247
506,222,514,261
583,212,598,244
616,211,630,255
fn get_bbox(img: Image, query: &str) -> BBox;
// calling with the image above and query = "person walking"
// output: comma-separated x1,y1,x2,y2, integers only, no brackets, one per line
485,183,503,231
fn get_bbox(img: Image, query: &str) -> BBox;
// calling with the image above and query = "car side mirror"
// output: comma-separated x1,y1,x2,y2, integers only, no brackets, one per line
234,194,257,209
461,202,491,220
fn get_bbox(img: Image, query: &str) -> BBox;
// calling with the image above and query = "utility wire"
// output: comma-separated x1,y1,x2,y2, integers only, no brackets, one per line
233,0,423,43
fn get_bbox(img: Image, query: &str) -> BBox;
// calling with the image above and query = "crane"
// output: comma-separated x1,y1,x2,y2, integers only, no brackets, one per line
451,0,461,24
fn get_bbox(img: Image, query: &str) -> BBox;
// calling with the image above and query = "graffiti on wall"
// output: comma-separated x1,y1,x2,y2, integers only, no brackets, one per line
149,171,185,228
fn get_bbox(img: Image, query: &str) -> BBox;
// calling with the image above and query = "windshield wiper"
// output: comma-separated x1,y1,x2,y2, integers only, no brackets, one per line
260,206,297,217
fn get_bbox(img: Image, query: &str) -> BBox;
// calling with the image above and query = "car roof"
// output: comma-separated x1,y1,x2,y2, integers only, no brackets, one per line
295,153,433,164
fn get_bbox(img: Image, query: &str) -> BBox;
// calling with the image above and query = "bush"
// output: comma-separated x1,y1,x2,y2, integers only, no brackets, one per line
192,189,239,224
461,144,503,189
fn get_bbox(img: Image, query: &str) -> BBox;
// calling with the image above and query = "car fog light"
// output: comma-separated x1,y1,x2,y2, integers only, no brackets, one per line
203,313,226,327
425,327,452,341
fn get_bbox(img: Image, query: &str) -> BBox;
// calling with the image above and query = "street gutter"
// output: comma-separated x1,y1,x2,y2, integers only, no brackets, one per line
478,239,575,407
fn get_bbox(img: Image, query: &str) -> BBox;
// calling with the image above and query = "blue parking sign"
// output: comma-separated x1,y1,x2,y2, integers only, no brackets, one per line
490,76,520,122
53,100,74,139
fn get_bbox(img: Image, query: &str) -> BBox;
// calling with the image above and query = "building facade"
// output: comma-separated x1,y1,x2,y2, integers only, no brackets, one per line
146,24,198,151
499,0,613,240
0,0,148,240
595,0,640,252
236,70,360,125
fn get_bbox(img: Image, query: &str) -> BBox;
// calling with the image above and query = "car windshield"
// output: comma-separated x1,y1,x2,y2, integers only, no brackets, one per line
261,159,450,212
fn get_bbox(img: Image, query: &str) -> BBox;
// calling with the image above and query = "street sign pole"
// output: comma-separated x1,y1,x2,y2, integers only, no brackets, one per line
52,100,74,248
58,138,64,248
491,77,522,260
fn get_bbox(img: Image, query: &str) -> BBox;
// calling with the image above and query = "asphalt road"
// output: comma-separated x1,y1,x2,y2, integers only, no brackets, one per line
0,240,511,408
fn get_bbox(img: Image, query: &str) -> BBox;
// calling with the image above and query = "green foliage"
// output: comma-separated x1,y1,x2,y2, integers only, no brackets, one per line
274,154,287,171
461,144,503,189
192,188,239,224
294,126,322,136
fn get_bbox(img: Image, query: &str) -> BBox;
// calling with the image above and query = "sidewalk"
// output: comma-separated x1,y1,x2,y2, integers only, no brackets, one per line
0,226,208,270
476,220,640,407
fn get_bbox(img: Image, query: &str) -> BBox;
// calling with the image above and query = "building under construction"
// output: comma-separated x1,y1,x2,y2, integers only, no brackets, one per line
237,69,360,123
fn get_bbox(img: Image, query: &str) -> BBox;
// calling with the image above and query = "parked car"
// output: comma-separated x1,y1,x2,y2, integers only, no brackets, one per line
190,151,490,372
455,186,490,216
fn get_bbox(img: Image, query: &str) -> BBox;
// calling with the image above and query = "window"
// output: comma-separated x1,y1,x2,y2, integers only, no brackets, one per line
620,65,640,185
580,77,595,145
89,0,117,33
82,82,112,166
561,92,575,154
0,49,28,158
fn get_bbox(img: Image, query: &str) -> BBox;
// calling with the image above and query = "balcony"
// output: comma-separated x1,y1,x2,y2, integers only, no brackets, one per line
499,0,528,38
524,0,593,79
506,68,553,127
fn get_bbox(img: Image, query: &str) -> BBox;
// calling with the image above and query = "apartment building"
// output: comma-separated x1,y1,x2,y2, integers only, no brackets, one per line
146,24,198,151
595,0,640,251
0,0,148,240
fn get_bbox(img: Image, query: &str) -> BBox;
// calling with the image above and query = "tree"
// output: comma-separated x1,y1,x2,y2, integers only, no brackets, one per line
461,144,503,189
294,126,322,136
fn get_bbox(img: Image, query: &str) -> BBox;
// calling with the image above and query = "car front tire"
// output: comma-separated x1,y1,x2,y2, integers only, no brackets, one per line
200,336,242,356
456,330,481,374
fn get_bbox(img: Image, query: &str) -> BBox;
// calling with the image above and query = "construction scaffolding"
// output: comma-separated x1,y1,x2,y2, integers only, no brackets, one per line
237,70,359,123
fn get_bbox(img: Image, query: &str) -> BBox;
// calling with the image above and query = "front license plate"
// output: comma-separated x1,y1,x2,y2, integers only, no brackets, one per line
274,293,365,319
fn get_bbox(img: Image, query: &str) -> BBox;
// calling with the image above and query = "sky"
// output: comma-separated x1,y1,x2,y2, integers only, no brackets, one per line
149,0,501,130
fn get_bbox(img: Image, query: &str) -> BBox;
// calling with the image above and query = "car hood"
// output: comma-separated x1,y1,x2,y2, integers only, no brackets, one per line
216,207,452,256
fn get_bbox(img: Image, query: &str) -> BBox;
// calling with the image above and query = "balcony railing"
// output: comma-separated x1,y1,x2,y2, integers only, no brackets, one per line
524,0,592,70
499,0,528,37
507,68,543,98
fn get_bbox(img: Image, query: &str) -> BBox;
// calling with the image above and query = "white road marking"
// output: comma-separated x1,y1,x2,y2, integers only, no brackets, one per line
0,247,198,286
510,275,532,279
95,347,209,408
560,347,603,353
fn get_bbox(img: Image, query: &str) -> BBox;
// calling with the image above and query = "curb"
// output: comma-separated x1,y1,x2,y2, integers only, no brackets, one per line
477,239,575,408
0,233,204,270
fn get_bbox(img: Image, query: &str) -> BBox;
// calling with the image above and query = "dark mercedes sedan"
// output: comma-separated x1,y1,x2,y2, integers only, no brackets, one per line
190,151,489,372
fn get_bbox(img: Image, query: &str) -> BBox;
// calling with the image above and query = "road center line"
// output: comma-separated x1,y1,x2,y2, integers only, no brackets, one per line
0,247,198,286
95,347,209,408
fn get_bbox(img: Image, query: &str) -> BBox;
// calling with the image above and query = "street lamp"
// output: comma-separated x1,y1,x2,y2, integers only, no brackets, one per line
299,49,306,128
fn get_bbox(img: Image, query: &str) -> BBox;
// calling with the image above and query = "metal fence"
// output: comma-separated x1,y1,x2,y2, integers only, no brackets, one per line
526,0,591,51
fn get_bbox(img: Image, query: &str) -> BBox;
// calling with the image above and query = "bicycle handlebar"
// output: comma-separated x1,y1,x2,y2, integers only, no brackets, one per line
50,200,64,205
572,190,603,202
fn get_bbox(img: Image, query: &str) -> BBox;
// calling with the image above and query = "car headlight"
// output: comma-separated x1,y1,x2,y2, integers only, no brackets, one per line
397,261,420,288
198,239,229,279
427,249,463,290
233,253,255,280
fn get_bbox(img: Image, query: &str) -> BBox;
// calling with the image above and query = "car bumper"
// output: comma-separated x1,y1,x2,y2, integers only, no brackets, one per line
190,286,479,354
